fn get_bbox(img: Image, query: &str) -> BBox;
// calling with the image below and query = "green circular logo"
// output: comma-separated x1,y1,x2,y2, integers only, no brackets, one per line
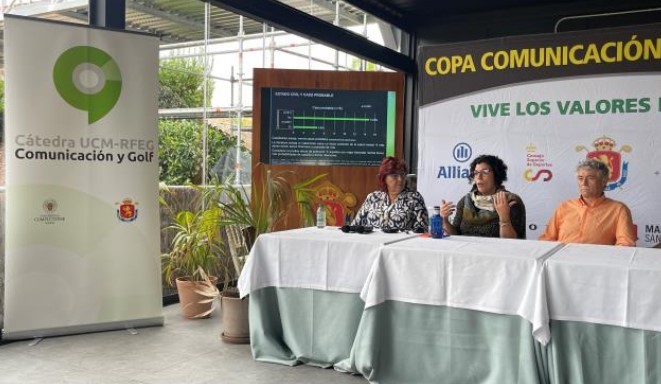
53,46,122,124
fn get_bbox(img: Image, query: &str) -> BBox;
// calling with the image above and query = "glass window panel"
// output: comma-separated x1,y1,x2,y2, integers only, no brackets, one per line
0,0,400,299
277,0,408,54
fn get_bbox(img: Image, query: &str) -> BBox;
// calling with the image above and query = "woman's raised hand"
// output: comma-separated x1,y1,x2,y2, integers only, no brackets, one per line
493,191,511,222
440,200,456,219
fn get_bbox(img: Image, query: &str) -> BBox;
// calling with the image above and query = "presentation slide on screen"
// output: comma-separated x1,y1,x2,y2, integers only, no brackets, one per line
260,88,396,166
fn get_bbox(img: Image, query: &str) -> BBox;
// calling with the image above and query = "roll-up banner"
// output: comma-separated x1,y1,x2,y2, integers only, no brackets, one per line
3,16,163,339
418,23,661,246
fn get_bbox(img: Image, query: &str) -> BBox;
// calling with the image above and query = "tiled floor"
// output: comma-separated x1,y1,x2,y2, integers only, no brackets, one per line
0,303,367,384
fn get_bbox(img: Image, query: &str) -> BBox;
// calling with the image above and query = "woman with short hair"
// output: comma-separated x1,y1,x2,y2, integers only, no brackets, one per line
440,154,526,239
352,157,428,232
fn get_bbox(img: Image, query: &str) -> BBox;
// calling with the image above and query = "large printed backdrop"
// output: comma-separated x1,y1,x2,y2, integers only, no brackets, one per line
418,23,661,245
3,16,162,338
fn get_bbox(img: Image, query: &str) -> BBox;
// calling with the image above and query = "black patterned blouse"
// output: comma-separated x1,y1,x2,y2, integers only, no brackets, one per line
352,189,429,232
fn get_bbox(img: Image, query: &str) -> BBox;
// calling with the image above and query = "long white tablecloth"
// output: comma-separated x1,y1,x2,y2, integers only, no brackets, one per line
238,226,418,298
239,229,661,382
546,243,661,332
360,235,563,344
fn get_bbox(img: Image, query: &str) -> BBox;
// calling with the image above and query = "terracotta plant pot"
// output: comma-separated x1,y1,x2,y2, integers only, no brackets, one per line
175,276,218,319
220,292,250,344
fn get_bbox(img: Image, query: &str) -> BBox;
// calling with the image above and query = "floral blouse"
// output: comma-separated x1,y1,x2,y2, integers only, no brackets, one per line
352,189,429,232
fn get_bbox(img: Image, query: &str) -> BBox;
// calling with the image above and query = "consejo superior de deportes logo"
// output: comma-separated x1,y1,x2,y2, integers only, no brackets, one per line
53,46,122,124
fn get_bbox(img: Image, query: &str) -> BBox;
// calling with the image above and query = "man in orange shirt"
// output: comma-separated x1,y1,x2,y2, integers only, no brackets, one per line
539,159,636,246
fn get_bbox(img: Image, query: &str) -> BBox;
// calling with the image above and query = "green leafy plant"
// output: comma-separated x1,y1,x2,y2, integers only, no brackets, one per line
160,184,233,290
160,165,327,296
157,56,247,186
293,174,330,228
211,164,327,237
159,57,213,109
195,165,327,280
158,120,243,185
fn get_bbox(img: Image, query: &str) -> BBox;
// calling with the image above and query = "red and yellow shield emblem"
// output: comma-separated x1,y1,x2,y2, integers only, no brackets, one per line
117,198,138,222
587,150,621,182
576,135,632,191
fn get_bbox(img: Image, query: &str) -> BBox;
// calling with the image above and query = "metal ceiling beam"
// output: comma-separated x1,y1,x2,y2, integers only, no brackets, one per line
124,20,184,42
341,0,413,33
128,1,234,38
207,0,416,73
307,0,364,25
60,10,89,23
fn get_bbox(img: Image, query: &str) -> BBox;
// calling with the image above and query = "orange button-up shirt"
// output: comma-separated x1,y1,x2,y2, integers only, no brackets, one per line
539,195,636,246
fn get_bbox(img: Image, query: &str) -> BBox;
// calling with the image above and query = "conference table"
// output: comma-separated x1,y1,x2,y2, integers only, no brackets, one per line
237,226,418,367
238,227,661,383
544,243,661,384
345,235,561,384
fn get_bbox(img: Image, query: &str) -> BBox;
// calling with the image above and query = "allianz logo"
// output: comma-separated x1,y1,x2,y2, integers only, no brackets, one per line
437,142,472,179
437,166,471,179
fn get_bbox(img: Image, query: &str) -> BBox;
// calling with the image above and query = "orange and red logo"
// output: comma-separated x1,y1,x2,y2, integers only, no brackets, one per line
116,198,138,222
576,136,632,190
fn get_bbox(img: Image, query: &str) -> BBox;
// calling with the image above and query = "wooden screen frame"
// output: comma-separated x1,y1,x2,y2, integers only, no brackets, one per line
252,68,405,230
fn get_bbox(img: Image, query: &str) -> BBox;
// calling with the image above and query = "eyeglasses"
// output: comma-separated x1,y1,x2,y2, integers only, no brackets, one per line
470,169,492,178
386,173,406,179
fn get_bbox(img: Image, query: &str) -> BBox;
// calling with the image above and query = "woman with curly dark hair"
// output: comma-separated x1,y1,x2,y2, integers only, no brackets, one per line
440,154,526,239
352,157,428,232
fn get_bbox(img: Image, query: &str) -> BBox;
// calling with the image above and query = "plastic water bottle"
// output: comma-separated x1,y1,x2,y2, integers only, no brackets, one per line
430,206,443,239
316,205,326,228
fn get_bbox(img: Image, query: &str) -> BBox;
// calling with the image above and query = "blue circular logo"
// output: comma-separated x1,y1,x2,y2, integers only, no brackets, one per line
452,143,472,163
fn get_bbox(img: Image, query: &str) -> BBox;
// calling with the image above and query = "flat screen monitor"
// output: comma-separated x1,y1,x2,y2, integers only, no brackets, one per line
260,87,396,166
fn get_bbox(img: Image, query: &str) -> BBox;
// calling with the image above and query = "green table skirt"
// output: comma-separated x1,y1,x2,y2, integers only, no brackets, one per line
342,300,548,384
547,320,661,384
249,287,547,383
249,287,366,368
248,288,661,384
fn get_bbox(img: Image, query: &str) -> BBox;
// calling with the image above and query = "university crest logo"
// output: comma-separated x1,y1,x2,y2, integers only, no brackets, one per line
43,199,58,214
117,198,139,222
575,136,632,190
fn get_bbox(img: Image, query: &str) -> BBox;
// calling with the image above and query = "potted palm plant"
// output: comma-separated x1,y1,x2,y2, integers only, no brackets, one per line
201,164,327,342
160,184,230,319
212,163,326,250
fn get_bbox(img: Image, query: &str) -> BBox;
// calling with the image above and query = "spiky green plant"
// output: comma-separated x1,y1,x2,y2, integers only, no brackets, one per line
206,164,327,239
195,165,327,281
160,183,233,290
161,165,327,295
292,173,329,227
